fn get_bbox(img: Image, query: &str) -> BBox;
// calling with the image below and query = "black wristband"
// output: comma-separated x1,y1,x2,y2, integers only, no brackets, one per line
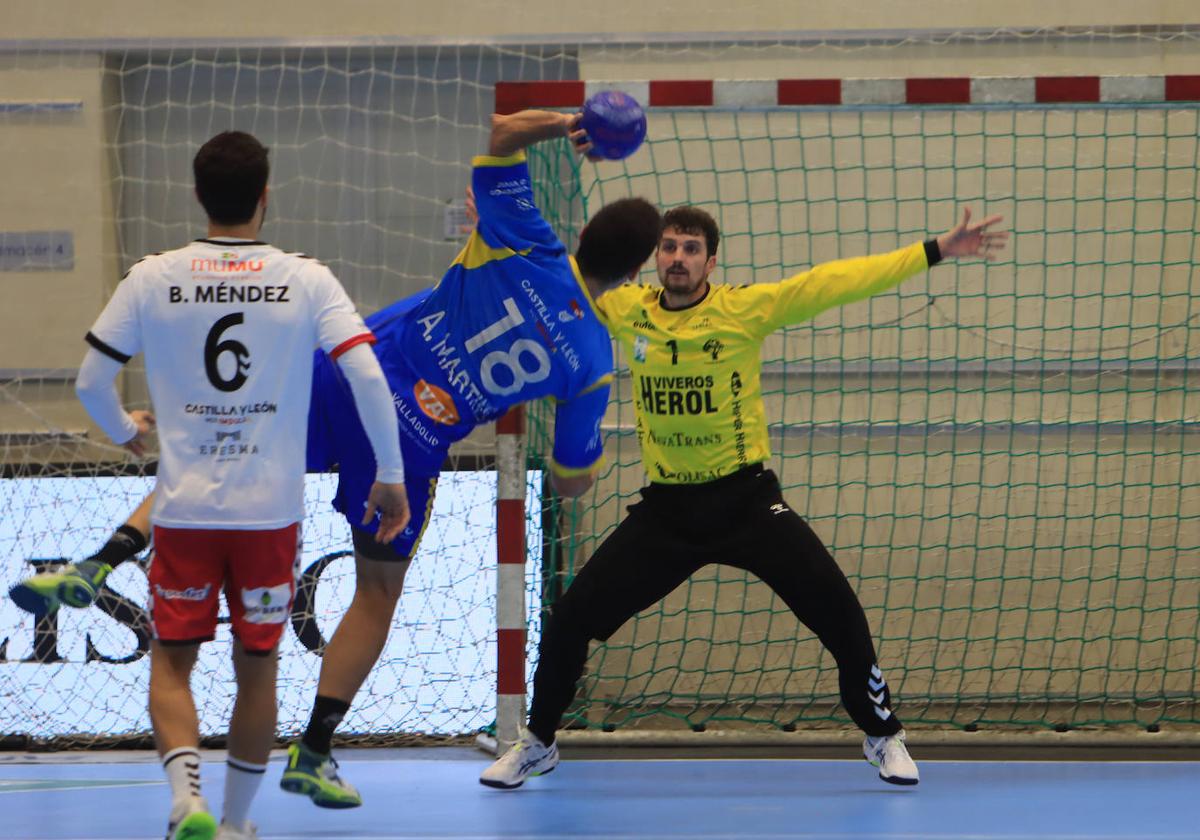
923,238,942,266
88,523,149,568
114,523,148,554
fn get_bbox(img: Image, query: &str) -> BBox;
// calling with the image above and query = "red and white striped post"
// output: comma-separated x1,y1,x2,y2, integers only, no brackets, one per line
494,405,527,747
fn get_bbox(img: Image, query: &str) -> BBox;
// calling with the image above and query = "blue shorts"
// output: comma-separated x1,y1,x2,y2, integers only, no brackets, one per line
307,351,446,560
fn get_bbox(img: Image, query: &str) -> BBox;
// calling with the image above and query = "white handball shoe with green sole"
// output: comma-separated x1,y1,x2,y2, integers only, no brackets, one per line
479,731,560,790
863,729,920,786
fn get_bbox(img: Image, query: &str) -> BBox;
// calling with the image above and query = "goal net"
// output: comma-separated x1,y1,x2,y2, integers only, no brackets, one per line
525,75,1200,736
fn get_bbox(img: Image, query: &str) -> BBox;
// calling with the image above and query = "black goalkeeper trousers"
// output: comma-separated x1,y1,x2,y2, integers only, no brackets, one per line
527,464,904,743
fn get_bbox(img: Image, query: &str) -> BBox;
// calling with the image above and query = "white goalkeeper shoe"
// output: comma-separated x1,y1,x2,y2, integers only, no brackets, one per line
479,730,559,789
863,730,919,786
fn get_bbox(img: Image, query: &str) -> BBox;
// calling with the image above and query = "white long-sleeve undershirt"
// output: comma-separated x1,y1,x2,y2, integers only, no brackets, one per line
75,348,138,445
335,342,405,485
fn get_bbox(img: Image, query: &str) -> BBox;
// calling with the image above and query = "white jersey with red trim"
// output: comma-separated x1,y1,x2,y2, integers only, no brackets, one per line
86,238,373,529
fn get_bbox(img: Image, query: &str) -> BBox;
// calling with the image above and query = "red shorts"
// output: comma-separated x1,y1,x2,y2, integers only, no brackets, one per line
150,524,300,652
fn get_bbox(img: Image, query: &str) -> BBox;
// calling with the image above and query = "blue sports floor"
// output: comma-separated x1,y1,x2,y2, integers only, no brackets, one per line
1,749,1196,839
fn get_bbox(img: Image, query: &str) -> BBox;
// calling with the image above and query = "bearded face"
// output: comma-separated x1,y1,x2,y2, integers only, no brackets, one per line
656,227,715,302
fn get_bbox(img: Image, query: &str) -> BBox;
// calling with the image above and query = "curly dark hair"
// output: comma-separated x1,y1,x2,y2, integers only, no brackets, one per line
575,197,662,287
661,205,719,257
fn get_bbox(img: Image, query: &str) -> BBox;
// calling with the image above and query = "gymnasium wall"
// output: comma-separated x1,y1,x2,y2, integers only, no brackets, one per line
1,8,1195,441
2,2,1196,42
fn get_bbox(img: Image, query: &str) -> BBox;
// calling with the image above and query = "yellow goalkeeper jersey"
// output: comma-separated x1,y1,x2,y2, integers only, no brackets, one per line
593,241,933,484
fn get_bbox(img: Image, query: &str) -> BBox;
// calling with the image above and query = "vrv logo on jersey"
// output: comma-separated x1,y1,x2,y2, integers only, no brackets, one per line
414,379,461,425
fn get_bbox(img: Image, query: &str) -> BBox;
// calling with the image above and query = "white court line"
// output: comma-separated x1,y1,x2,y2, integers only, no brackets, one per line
0,779,163,794
432,757,1200,768
9,752,1197,767
196,836,1200,840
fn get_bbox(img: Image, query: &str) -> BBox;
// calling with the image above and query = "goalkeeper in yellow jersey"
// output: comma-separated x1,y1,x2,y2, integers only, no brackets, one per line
481,204,1007,790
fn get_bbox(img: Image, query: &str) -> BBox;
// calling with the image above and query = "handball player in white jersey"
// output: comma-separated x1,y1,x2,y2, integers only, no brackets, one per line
69,131,408,840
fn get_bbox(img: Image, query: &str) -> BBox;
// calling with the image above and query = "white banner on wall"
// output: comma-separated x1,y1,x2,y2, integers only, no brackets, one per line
0,472,542,739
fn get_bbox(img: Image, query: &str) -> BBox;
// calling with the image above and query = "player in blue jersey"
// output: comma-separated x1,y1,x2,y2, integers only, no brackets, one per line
282,113,660,806
10,108,663,809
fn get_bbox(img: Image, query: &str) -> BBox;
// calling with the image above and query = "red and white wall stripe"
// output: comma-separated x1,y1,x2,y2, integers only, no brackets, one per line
495,76,1200,113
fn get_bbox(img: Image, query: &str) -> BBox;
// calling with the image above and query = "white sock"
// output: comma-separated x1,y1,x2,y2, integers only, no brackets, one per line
162,746,204,822
222,756,267,830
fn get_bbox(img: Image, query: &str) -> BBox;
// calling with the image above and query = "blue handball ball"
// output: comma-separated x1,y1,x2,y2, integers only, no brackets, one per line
579,90,647,161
